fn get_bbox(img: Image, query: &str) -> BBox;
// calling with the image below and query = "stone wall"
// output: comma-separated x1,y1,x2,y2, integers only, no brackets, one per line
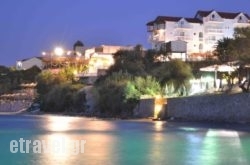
167,93,250,123
134,98,155,118
133,97,167,119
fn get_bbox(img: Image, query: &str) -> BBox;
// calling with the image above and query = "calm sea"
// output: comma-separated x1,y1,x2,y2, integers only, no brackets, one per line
0,115,250,165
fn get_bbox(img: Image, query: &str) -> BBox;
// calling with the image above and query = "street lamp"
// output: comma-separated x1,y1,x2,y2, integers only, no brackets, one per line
53,47,65,68
54,47,64,56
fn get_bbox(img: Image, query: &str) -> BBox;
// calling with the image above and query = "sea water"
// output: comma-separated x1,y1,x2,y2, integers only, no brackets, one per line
0,115,250,165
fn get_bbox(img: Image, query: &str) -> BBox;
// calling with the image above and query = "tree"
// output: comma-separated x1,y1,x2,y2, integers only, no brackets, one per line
22,66,41,83
151,59,193,95
95,71,162,118
215,38,235,62
108,49,147,76
215,27,250,63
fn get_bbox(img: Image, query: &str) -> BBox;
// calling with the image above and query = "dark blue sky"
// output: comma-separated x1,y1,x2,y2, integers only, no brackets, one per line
1,0,250,66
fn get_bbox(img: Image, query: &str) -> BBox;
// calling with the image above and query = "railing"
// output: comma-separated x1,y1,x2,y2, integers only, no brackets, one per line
175,36,192,41
149,34,165,42
175,25,192,29
205,29,223,33
204,18,223,23
147,26,154,32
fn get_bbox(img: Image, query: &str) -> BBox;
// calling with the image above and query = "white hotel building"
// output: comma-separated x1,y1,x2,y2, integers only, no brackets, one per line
147,10,250,60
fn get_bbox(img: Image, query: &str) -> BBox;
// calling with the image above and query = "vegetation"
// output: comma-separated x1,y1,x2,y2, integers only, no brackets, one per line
94,47,194,117
214,27,250,92
36,66,86,113
95,71,161,117
151,59,193,90
0,65,41,94
215,27,250,63
41,83,86,113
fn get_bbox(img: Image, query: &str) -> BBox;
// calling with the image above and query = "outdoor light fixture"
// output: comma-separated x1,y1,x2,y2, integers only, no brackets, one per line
54,47,64,56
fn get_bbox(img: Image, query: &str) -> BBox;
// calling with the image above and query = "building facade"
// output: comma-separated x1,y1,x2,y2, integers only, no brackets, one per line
147,10,250,60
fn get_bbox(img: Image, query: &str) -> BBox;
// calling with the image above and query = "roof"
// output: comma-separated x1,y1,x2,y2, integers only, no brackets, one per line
147,16,202,25
74,40,84,47
21,57,43,62
195,10,250,19
185,18,202,23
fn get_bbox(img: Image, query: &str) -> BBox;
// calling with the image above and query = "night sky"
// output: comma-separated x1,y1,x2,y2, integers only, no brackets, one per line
0,0,250,66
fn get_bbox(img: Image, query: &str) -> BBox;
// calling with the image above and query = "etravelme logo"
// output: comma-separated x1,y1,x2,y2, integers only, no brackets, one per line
10,138,86,155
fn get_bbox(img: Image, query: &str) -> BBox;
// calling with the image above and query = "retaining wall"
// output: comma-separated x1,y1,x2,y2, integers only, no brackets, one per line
167,93,250,123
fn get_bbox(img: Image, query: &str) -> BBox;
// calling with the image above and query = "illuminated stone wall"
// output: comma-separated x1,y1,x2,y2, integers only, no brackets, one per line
167,93,250,123
133,97,167,119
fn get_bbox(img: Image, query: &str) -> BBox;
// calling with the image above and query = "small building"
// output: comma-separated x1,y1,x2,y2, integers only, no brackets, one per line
73,40,84,56
164,40,187,61
16,57,44,70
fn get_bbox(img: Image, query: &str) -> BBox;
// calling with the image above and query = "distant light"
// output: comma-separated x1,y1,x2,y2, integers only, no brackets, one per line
73,70,78,75
54,47,64,56
16,61,22,70
76,52,82,57
42,52,46,56
67,51,71,56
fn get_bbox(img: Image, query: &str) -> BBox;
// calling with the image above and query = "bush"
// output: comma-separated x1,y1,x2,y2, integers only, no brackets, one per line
95,72,162,117
41,83,86,113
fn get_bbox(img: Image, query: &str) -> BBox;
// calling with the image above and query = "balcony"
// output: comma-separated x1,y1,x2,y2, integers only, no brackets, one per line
205,29,223,33
174,24,192,30
147,25,154,32
153,35,165,42
175,36,192,41
149,34,165,42
204,17,223,23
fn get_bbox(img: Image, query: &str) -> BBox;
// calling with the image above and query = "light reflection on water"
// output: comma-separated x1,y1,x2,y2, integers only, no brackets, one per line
0,115,250,165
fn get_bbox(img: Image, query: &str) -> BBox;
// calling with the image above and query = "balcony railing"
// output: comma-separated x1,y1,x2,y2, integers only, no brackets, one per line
147,26,154,32
175,24,192,29
205,29,223,33
175,36,192,41
149,34,165,42
204,18,223,23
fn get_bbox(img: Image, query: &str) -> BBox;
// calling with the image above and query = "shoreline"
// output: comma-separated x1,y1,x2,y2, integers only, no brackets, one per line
1,109,250,129
1,110,250,132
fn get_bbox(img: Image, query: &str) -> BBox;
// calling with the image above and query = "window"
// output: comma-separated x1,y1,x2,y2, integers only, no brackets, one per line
180,32,185,36
199,44,203,53
211,14,215,19
238,16,243,23
199,32,203,38
199,44,203,50
180,21,184,27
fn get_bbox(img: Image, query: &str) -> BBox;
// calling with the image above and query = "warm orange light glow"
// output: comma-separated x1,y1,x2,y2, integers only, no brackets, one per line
154,96,166,119
73,70,78,75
